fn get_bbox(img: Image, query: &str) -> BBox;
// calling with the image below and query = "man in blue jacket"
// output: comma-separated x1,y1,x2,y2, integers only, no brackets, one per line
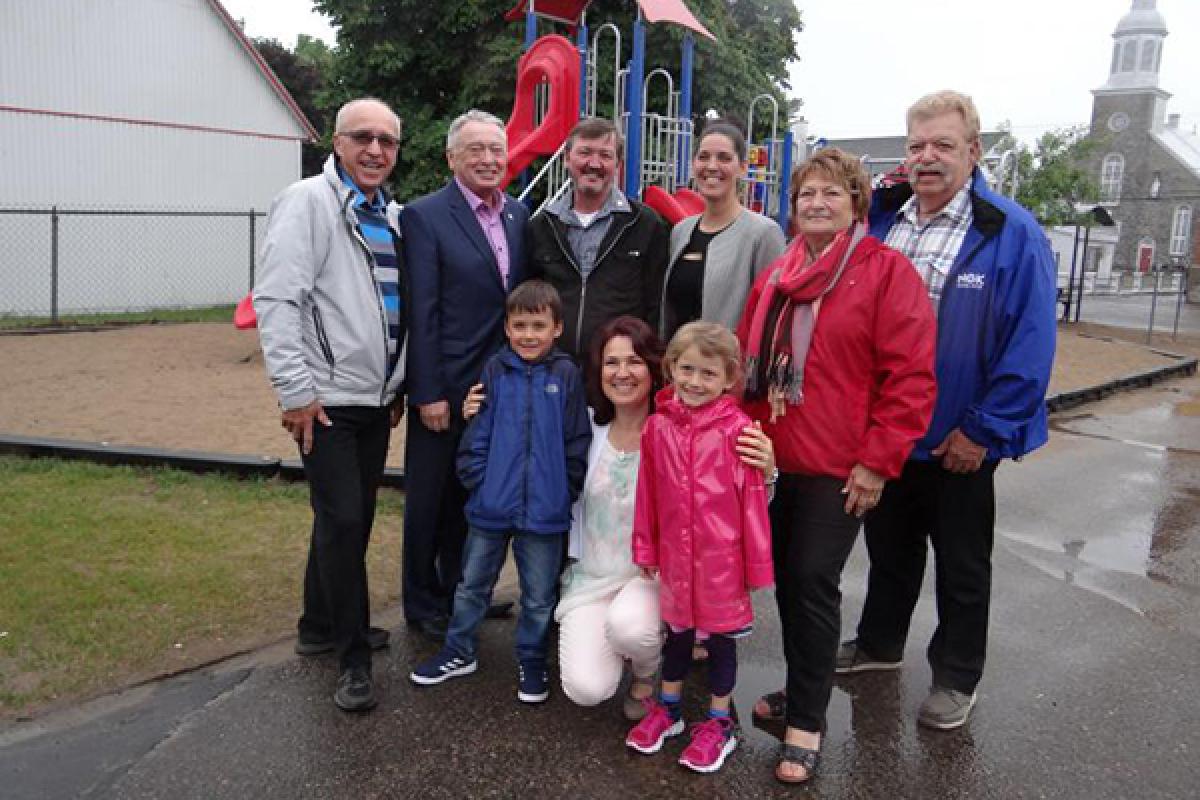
835,90,1056,731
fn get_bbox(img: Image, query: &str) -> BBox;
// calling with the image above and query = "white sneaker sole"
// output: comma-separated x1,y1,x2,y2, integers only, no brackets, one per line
409,660,477,685
917,693,977,730
834,658,902,675
626,719,685,754
679,735,738,773
517,688,549,703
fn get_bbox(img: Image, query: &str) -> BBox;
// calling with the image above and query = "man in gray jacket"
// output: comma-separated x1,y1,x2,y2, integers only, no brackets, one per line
253,97,406,712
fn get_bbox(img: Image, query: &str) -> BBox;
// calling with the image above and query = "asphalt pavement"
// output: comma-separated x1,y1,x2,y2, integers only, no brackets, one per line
2,380,1198,800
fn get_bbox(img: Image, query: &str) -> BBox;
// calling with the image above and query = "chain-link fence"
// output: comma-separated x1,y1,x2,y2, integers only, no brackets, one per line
0,208,266,320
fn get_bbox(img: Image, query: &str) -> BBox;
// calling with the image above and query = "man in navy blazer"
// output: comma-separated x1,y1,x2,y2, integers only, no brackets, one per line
401,109,530,640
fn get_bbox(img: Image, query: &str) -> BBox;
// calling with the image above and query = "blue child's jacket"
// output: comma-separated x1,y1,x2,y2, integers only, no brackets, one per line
457,344,592,534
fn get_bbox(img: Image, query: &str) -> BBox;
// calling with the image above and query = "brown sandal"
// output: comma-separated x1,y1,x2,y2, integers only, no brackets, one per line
775,742,820,784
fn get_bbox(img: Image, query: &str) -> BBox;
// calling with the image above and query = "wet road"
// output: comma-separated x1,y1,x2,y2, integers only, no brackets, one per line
1078,293,1199,335
2,379,1199,799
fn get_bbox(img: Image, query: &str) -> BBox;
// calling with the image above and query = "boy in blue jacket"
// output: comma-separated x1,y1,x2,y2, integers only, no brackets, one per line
410,280,591,703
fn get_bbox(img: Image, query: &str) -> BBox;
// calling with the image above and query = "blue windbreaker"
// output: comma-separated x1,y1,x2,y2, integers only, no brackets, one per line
457,344,592,534
869,168,1057,461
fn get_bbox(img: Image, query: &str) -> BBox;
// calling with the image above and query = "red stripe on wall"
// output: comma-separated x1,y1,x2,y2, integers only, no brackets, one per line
0,104,309,142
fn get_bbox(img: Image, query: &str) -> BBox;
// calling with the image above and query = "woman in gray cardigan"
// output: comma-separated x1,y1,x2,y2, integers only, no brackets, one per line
661,122,787,341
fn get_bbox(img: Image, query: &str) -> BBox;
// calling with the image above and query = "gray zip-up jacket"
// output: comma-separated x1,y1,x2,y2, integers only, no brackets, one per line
253,155,406,411
662,209,786,336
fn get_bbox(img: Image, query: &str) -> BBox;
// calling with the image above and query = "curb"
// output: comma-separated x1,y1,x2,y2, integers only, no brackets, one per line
1045,345,1198,413
0,433,406,489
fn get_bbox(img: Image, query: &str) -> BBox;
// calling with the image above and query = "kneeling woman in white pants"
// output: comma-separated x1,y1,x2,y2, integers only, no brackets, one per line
555,316,775,720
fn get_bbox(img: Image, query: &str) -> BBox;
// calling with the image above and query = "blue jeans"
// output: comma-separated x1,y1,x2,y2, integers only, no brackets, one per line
444,526,563,664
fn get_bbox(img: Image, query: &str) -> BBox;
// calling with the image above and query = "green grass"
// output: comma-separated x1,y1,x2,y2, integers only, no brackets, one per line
0,455,404,714
0,304,237,329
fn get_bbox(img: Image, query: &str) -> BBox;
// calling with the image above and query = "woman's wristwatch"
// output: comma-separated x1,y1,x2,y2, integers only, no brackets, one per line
765,467,779,486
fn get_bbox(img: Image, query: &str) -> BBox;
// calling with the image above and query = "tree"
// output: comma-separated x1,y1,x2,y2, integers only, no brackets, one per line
314,0,804,199
252,36,336,176
1010,126,1102,225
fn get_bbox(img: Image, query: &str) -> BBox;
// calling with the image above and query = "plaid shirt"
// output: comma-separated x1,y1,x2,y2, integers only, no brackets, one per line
884,184,973,312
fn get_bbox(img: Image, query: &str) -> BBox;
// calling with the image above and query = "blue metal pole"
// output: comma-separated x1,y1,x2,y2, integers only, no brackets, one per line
778,130,794,234
577,20,589,117
680,33,694,120
524,5,537,50
624,13,645,198
677,32,694,187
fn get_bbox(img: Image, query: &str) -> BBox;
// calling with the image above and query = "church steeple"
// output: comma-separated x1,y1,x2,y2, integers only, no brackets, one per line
1102,0,1168,91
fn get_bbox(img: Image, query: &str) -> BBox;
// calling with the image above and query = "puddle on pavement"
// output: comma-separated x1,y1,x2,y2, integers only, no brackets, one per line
734,662,910,751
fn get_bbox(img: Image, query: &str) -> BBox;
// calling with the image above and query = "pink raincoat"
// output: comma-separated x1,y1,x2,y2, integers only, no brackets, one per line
632,389,773,632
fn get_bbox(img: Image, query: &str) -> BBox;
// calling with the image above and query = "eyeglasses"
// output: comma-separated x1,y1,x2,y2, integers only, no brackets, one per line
338,130,400,150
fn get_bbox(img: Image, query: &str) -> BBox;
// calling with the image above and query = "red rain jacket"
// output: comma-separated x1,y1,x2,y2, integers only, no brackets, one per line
737,236,937,481
632,390,773,632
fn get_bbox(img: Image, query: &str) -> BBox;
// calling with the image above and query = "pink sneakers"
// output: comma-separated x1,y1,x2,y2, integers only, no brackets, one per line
625,699,685,754
678,717,737,773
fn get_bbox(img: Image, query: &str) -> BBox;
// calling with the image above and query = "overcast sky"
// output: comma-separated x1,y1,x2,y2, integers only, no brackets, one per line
222,0,1200,145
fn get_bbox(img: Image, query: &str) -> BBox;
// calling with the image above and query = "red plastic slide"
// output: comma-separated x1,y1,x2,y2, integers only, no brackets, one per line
501,34,581,189
643,185,706,225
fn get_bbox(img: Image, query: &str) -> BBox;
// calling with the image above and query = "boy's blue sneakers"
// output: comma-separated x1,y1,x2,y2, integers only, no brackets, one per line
409,649,478,686
517,661,549,704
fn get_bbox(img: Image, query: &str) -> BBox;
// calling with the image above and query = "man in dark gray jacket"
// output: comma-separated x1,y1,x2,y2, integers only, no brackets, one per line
254,97,407,712
527,117,668,362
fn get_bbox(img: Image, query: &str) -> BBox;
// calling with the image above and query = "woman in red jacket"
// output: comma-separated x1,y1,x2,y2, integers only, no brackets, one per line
736,148,937,784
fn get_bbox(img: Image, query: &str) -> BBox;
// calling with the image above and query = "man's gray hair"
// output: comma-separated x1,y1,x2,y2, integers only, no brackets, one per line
334,97,402,136
906,90,981,143
446,109,506,151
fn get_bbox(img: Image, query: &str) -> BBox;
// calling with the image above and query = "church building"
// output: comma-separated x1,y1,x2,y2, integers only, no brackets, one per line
1086,0,1199,273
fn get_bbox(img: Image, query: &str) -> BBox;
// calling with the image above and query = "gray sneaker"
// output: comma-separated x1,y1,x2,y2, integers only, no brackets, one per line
834,640,902,674
917,686,977,730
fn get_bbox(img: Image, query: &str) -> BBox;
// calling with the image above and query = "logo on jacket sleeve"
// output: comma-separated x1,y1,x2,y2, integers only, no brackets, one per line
956,272,986,290
545,383,559,394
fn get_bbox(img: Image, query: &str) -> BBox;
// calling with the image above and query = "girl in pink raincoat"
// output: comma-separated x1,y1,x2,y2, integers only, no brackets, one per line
625,320,773,774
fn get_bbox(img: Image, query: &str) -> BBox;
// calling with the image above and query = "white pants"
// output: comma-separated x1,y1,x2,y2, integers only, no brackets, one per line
558,576,662,707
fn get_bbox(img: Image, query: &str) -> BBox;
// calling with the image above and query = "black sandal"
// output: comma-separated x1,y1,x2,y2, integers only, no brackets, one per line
752,689,787,721
775,742,820,784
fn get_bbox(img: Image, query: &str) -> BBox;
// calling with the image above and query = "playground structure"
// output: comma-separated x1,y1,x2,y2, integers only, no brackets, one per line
236,0,795,329
501,0,794,228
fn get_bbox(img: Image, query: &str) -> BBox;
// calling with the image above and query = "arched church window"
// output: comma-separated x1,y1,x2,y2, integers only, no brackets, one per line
1101,154,1124,203
1120,39,1137,71
1170,206,1192,257
1140,40,1157,72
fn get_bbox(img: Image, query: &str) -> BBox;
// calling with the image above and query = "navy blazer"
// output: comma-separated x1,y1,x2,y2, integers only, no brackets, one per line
402,180,530,409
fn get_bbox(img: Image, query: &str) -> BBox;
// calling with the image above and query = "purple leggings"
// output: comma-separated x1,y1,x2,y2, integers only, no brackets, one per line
661,628,737,698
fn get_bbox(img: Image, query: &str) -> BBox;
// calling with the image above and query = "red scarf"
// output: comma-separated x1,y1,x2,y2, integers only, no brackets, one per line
744,222,866,420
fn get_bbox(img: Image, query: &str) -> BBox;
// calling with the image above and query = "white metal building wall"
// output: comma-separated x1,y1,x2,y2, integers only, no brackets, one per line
2,112,301,210
0,0,309,210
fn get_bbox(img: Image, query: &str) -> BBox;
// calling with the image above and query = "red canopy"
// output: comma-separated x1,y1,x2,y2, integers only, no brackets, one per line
504,1,591,25
504,0,715,40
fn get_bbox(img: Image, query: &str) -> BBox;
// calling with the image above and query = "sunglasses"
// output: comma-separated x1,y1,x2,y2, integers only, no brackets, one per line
339,130,400,150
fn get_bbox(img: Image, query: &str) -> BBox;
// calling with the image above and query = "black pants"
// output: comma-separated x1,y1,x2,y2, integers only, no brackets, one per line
771,474,862,733
401,411,469,623
857,459,999,694
661,629,737,698
298,405,390,671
